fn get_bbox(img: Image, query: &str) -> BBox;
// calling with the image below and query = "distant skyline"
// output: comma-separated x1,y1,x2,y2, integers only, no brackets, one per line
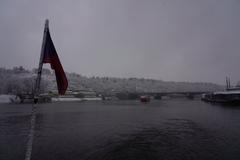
0,0,240,85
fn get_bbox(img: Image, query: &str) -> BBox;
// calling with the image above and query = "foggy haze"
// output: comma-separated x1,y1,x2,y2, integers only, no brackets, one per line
0,0,240,84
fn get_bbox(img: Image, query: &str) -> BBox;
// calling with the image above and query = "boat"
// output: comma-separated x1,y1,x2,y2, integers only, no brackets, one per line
9,93,52,104
201,91,240,104
140,95,151,102
201,77,240,104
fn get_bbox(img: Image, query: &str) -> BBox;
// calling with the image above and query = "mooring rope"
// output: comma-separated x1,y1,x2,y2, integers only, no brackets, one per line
24,104,37,160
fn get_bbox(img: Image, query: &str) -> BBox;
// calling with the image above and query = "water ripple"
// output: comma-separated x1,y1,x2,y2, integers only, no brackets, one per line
86,119,223,160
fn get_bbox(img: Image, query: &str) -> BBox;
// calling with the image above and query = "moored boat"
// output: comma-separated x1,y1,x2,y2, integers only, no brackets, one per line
14,93,51,103
201,90,240,104
202,77,240,105
140,95,150,102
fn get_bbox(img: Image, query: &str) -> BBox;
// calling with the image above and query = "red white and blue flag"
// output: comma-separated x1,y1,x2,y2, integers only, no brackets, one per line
42,28,68,95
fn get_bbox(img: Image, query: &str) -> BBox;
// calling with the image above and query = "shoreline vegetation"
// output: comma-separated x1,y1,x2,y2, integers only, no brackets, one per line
0,66,223,97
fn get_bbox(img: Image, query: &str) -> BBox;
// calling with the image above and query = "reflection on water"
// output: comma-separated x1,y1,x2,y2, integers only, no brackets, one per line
1,100,240,160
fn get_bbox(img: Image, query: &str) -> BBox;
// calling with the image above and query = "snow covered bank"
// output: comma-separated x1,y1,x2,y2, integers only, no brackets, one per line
0,95,16,103
51,97,102,102
52,97,83,102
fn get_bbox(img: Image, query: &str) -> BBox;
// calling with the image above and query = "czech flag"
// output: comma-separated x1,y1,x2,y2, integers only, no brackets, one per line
42,28,68,95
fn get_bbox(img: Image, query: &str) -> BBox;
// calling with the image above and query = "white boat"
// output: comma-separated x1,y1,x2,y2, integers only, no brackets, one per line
202,78,240,104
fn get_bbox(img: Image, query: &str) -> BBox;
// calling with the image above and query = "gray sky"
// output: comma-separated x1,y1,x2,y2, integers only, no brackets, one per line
0,0,240,84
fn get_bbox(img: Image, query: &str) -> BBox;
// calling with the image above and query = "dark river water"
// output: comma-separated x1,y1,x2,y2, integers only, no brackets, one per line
1,99,240,160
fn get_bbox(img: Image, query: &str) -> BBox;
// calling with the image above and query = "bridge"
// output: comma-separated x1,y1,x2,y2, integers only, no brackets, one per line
112,91,208,100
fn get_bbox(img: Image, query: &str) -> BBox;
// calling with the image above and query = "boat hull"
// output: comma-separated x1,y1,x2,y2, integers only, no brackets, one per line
140,96,151,103
202,92,240,105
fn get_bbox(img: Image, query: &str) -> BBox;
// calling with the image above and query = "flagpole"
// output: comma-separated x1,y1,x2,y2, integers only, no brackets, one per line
24,20,49,160
34,19,49,99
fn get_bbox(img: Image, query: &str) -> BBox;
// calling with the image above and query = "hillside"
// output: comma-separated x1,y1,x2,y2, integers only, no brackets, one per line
0,67,224,94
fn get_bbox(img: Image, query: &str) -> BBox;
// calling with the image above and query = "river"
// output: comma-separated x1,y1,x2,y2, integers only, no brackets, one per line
1,99,240,160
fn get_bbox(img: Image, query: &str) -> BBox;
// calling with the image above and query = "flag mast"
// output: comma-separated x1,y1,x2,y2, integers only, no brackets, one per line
24,21,49,160
25,19,67,160
34,19,49,98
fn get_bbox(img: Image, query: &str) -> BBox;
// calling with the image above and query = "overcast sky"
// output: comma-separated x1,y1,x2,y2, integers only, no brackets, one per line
0,0,240,84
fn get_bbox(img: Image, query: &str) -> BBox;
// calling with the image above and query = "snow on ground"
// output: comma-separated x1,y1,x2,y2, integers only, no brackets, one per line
51,97,102,102
0,94,15,103
52,97,83,102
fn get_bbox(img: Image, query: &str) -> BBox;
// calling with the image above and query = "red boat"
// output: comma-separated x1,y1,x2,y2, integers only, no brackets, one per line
140,95,150,102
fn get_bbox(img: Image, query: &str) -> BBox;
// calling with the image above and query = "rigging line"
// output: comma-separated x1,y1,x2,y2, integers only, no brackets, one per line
24,103,37,160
